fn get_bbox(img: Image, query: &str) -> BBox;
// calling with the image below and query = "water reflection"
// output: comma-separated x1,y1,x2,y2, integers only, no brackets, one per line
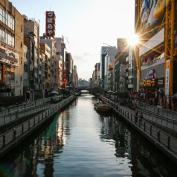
36,110,73,177
0,95,177,177
99,115,131,158
131,133,177,177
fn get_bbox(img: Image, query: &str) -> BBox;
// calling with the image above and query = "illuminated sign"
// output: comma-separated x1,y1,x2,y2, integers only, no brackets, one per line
165,60,170,96
143,79,156,87
46,11,56,37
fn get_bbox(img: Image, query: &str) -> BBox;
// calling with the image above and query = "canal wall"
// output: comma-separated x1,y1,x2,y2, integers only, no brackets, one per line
0,95,76,157
100,96,177,164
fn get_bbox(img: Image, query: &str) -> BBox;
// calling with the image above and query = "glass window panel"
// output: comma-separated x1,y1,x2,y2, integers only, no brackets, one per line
0,8,3,22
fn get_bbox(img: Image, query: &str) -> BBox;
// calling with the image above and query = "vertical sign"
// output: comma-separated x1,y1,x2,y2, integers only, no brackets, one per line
165,60,170,96
46,11,55,37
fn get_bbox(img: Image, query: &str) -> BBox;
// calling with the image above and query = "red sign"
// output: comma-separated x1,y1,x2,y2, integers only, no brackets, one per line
46,11,55,37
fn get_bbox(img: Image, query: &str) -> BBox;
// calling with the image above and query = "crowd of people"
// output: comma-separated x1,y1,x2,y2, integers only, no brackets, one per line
128,88,177,111
104,88,177,111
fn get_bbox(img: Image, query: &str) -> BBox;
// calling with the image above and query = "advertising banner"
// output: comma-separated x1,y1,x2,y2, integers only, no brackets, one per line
165,60,170,96
0,47,19,66
140,0,169,38
46,11,56,37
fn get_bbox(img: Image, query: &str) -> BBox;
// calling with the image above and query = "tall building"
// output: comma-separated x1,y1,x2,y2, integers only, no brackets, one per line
0,0,24,96
114,38,128,92
100,46,116,89
127,47,136,91
95,63,101,88
65,52,73,87
24,17,41,98
72,65,78,89
55,37,65,89
40,43,51,92
135,0,177,107
40,37,57,90
104,47,117,90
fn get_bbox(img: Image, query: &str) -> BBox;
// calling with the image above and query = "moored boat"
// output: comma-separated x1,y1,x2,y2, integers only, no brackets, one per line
94,102,112,113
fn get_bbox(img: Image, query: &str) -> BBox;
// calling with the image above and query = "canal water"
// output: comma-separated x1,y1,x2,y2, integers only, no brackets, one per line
0,94,177,177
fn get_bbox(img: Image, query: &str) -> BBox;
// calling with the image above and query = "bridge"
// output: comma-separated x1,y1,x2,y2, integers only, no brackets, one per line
77,86,91,91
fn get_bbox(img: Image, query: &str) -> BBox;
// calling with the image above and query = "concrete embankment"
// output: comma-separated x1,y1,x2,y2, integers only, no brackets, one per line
0,95,76,157
100,96,177,164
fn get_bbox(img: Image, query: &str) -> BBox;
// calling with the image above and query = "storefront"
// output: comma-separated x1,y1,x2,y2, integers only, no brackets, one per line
141,63,165,90
0,46,18,96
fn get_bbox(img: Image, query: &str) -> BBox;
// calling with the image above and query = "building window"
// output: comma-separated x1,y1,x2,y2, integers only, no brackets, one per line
0,7,6,24
0,28,6,43
0,7,15,31
7,14,15,30
0,28,14,47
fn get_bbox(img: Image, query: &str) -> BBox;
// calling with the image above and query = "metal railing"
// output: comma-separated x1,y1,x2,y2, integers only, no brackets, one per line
100,96,177,158
102,95,177,133
0,97,51,117
0,95,75,153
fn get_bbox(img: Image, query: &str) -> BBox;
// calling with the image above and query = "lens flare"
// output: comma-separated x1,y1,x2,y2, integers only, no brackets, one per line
127,33,140,46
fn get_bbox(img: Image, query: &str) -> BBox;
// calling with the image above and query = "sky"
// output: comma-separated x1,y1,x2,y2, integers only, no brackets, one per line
12,0,135,80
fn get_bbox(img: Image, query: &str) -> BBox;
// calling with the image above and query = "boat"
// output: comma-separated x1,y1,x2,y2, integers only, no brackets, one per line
94,102,112,113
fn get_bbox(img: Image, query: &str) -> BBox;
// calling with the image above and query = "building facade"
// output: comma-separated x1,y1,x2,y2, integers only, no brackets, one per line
40,43,51,93
72,65,78,89
0,0,24,96
55,37,65,89
134,0,177,107
100,46,116,89
65,52,73,87
24,17,41,99
40,37,57,91
114,38,128,93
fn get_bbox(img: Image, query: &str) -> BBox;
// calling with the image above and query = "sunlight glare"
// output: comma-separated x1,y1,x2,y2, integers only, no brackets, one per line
127,33,140,46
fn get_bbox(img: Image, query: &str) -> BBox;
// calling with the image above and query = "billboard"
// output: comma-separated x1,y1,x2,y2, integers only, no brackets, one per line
139,0,169,38
0,46,19,66
46,11,55,37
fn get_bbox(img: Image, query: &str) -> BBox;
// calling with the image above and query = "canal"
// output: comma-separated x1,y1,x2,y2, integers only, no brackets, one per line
0,94,177,177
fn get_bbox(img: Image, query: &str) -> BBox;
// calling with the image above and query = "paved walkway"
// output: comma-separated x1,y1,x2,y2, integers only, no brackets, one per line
0,95,75,156
104,96,177,135
0,98,50,117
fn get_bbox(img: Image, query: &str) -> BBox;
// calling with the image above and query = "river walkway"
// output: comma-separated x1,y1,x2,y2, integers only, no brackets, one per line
100,95,177,164
0,95,76,157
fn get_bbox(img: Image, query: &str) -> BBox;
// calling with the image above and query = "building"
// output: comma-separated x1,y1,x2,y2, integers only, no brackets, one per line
135,0,177,107
65,52,73,87
40,43,51,93
114,38,128,93
23,45,29,93
24,17,41,98
100,46,116,89
0,0,24,96
40,37,57,91
127,47,137,91
72,65,78,89
93,63,100,88
105,48,117,91
55,37,65,89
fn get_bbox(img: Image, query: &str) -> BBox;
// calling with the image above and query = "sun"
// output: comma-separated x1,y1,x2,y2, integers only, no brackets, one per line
127,33,140,46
